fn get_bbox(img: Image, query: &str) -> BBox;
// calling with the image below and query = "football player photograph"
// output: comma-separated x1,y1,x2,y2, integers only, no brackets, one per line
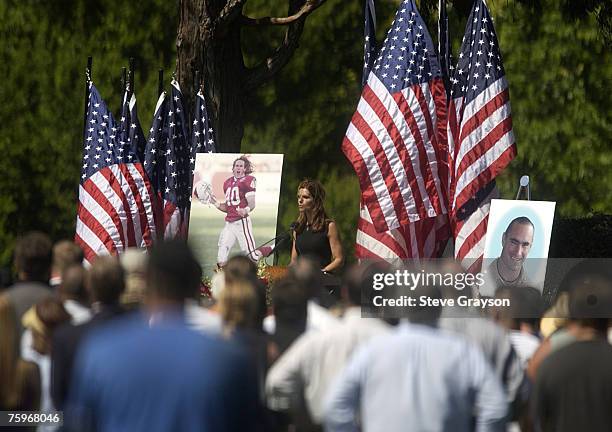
209,155,266,267
291,179,344,274
191,153,284,279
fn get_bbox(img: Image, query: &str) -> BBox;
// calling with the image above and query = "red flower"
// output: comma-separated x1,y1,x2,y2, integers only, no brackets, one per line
200,282,211,297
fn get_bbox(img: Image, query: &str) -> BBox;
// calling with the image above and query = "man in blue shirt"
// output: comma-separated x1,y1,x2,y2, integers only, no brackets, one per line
323,284,507,432
65,241,261,432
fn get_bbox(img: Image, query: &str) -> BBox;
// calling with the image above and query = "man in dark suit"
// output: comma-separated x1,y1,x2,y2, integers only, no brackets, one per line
51,256,125,410
5,232,54,334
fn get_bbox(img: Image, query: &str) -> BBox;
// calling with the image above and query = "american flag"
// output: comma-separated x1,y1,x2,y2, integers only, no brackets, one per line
362,0,377,87
75,83,156,264
118,87,147,163
189,88,216,176
143,91,167,204
448,0,516,272
356,202,448,260
348,0,450,260
144,79,192,238
185,87,216,234
193,89,216,153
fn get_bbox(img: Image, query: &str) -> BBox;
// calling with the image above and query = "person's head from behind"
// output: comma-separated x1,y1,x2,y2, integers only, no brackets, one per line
119,248,148,309
500,217,535,272
290,256,320,290
434,259,471,300
288,256,324,301
52,240,84,279
564,259,612,334
296,178,329,231
206,259,256,307
23,297,71,355
270,277,308,358
225,255,258,280
493,286,543,332
342,261,390,307
406,284,443,326
0,267,12,289
87,256,125,306
13,231,52,283
272,277,308,327
223,255,266,323
146,240,202,309
59,264,88,305
219,276,261,334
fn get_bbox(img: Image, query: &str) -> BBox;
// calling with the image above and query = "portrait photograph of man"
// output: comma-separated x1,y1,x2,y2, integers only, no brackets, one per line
488,216,536,288
482,200,556,296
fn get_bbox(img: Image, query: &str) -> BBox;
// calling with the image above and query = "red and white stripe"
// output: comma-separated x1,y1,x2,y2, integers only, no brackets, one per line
343,73,449,234
450,77,516,271
162,201,181,239
76,163,157,264
452,185,498,273
450,77,516,212
356,202,449,261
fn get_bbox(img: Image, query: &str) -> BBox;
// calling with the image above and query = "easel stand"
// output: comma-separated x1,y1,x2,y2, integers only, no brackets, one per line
515,175,531,201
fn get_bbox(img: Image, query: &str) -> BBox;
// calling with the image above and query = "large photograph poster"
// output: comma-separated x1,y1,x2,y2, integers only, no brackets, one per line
481,199,556,295
188,153,284,279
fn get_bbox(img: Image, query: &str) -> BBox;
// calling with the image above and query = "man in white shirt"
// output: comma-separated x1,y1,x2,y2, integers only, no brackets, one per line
266,263,390,426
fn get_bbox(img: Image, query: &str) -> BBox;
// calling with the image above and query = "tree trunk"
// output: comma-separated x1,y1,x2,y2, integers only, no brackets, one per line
177,0,246,153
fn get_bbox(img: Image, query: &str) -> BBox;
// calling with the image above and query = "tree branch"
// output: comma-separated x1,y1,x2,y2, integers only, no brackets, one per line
241,0,327,26
242,0,327,92
216,0,248,30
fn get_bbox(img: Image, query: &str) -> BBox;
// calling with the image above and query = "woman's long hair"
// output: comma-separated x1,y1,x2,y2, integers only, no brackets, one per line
295,179,331,234
219,276,261,335
0,296,25,408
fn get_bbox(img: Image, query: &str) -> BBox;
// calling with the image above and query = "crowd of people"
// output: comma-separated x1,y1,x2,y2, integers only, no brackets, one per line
1,230,611,432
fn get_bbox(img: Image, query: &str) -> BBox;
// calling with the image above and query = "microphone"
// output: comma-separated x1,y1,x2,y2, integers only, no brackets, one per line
290,221,301,255
255,223,296,258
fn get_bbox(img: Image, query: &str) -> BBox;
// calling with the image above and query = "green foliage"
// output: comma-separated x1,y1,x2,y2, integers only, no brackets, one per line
493,0,612,215
0,0,176,266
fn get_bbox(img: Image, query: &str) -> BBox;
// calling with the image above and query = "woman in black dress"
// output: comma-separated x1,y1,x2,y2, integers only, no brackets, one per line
291,179,344,273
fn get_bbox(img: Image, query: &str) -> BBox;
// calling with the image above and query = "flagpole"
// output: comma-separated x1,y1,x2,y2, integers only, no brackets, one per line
158,69,164,96
82,56,92,144
438,0,452,99
128,57,135,99
121,67,127,94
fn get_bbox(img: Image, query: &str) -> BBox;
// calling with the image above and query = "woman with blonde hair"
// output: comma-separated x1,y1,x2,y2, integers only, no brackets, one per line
0,295,40,426
291,179,344,273
219,276,262,334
